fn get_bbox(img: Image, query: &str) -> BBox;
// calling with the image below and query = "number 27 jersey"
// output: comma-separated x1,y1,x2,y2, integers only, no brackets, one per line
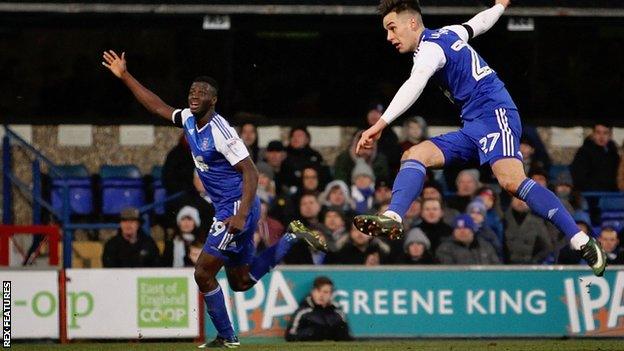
420,27,517,121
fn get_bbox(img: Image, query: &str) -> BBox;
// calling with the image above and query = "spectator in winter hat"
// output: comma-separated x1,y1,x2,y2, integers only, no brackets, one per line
435,214,500,265
351,159,376,214
399,227,434,264
467,200,502,261
163,206,202,267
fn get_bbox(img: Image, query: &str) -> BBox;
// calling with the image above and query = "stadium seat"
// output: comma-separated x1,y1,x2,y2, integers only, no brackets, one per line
51,164,94,215
100,165,145,215
151,165,166,215
598,196,624,221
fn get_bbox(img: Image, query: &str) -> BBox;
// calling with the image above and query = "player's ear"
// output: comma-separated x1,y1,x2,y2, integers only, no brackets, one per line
212,95,218,106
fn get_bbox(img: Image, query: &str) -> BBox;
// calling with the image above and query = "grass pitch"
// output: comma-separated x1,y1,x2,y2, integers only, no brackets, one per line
11,339,624,351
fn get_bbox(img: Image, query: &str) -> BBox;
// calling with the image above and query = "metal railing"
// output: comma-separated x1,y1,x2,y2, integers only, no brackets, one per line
2,125,183,268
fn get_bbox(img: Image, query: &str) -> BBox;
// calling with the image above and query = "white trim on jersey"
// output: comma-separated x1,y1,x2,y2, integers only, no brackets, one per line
495,108,514,157
211,116,249,166
444,25,470,42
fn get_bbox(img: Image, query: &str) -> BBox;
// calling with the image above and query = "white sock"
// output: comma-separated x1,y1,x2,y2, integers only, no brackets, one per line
570,231,590,251
382,210,402,223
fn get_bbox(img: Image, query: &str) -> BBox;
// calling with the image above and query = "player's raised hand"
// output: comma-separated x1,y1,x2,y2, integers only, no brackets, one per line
495,0,511,8
102,50,127,78
356,125,383,155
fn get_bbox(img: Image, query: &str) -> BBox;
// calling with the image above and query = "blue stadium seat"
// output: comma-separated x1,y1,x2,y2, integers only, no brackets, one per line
601,219,624,232
598,196,624,222
51,165,94,215
151,166,166,215
100,165,145,215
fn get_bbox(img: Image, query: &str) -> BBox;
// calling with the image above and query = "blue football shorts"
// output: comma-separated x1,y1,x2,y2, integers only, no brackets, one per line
202,199,261,267
430,107,523,167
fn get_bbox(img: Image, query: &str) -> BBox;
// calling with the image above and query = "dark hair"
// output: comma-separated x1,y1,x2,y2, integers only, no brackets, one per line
422,181,443,196
422,197,442,207
192,76,219,95
378,0,422,17
313,276,334,289
290,126,311,140
593,121,613,130
323,206,346,223
528,168,549,180
299,192,319,204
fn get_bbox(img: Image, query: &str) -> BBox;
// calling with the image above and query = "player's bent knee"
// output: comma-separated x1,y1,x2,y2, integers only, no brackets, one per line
402,146,426,164
229,279,253,292
194,267,217,291
499,177,523,195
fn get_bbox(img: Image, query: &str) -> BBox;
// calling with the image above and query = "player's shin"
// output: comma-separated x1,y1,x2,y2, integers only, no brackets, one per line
248,232,297,282
204,285,236,340
516,178,588,249
386,160,427,221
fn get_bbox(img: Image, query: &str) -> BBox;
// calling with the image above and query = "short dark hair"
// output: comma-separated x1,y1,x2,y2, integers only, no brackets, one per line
193,76,219,95
290,126,311,140
313,276,334,290
378,0,422,17
422,181,443,196
593,121,613,130
299,192,319,205
528,168,549,180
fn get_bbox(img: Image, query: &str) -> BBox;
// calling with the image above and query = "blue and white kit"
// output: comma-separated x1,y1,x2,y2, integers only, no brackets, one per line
172,108,260,266
380,4,522,166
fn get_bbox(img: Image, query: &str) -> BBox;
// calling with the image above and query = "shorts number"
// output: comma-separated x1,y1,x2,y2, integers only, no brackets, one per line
210,221,226,236
479,133,501,154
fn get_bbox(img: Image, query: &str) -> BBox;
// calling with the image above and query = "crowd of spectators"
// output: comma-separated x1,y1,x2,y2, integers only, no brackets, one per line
106,109,624,268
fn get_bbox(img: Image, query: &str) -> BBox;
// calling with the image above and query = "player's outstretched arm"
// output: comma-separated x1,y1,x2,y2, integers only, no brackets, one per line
102,50,175,121
458,1,509,40
356,43,444,155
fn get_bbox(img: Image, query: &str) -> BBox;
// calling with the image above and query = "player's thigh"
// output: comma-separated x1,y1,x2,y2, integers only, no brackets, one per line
402,140,446,168
463,108,523,166
196,251,224,276
428,131,479,168
224,238,256,291
491,157,527,194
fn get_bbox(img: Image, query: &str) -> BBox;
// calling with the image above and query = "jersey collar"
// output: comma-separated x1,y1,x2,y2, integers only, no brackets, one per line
195,111,218,133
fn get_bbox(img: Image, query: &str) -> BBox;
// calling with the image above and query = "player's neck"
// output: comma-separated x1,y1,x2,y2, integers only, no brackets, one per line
413,26,425,50
196,109,216,129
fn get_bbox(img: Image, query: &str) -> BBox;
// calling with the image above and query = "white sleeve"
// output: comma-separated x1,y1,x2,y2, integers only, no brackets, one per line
380,42,446,125
172,108,192,128
444,25,470,42
462,4,505,39
211,117,250,166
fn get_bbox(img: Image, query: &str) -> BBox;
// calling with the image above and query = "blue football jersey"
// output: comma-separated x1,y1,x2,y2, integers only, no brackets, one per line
172,108,250,220
420,27,517,121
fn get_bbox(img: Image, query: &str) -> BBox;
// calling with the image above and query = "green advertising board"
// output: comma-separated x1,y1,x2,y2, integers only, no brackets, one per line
138,277,189,328
206,267,624,338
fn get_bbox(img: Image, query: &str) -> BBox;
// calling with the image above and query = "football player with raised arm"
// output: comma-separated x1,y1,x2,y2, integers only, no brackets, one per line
102,51,326,348
353,0,606,276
